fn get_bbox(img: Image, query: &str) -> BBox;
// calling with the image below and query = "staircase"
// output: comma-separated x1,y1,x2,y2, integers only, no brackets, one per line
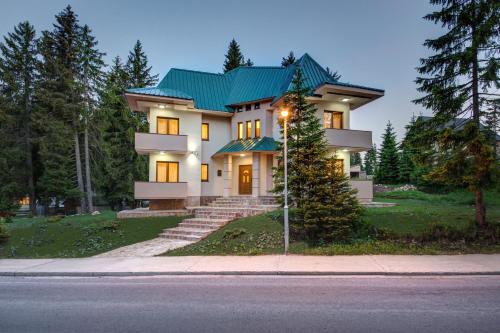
159,196,278,241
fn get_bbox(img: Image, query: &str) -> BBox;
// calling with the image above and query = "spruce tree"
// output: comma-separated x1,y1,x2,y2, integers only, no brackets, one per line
281,51,296,67
398,116,417,183
325,67,341,81
0,21,38,214
98,56,136,209
274,68,362,242
350,152,363,170
414,0,499,226
244,58,253,67
376,122,400,183
126,40,158,88
363,144,378,176
223,39,245,73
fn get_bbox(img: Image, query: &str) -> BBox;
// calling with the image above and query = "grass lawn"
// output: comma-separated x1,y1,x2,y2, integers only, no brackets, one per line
165,189,500,256
0,211,185,258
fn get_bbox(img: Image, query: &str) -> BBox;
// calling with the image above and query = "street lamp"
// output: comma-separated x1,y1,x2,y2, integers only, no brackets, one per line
280,107,290,254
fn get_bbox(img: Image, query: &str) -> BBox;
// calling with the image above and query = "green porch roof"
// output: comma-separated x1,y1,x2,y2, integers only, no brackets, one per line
215,137,278,155
127,53,384,112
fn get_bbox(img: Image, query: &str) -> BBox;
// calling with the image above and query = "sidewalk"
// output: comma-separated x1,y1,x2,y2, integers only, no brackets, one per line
1,254,500,277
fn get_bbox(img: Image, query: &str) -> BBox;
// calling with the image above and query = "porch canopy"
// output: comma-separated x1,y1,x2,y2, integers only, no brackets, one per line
213,137,278,157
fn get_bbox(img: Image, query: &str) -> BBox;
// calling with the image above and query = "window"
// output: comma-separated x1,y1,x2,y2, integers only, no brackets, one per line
157,117,179,135
201,164,209,182
329,159,344,176
201,123,209,141
323,111,343,129
156,161,179,182
237,122,244,139
255,119,261,138
246,121,252,138
254,102,260,110
236,106,243,112
245,104,252,111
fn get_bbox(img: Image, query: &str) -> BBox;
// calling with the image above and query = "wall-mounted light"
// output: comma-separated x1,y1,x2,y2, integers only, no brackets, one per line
160,151,165,155
341,98,350,102
158,104,166,109
240,154,245,157
190,151,199,158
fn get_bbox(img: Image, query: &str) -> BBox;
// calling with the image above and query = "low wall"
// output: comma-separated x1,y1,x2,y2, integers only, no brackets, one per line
117,208,189,219
349,180,373,202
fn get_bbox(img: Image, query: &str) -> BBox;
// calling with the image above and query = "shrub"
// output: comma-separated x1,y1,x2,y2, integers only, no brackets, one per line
47,215,64,223
0,216,13,224
0,223,10,243
222,228,246,240
100,220,120,232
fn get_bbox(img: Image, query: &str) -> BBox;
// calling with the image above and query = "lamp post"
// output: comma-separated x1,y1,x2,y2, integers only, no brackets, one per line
280,107,290,254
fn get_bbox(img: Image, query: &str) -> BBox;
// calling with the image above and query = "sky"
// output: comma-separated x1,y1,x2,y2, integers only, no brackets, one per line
1,0,442,145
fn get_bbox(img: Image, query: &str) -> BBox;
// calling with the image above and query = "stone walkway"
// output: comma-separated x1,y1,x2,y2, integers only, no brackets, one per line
94,238,192,257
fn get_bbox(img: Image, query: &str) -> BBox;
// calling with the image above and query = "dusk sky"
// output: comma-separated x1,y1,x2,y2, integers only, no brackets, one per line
1,0,442,145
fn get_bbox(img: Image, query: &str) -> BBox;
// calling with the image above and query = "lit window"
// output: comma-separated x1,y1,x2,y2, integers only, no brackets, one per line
156,161,179,182
323,111,343,129
255,119,261,138
254,102,260,110
201,123,209,141
157,117,179,135
329,159,344,176
246,121,252,138
245,104,252,111
237,122,244,139
201,164,209,182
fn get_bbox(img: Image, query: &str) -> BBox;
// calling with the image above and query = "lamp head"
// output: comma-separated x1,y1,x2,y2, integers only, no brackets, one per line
280,107,290,118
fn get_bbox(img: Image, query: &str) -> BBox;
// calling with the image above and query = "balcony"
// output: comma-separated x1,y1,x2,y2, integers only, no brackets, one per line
325,128,372,151
134,182,188,200
135,132,188,154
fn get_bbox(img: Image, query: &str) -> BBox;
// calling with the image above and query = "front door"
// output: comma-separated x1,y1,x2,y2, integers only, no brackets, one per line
239,165,252,195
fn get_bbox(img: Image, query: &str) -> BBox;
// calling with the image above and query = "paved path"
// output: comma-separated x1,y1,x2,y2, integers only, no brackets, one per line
1,254,500,276
93,238,192,257
1,275,499,332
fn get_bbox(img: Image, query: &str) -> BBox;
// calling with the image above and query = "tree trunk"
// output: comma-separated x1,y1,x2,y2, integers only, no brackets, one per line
74,132,86,213
475,189,486,227
84,125,94,212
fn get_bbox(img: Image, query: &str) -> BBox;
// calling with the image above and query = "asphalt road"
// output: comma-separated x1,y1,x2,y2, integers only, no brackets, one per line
1,275,500,333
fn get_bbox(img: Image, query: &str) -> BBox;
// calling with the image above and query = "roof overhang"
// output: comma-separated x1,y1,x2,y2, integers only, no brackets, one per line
124,92,194,112
312,84,384,110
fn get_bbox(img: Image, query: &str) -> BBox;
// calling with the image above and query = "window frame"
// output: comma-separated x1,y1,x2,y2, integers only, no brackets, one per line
157,117,180,135
323,111,343,129
237,122,244,140
156,161,180,183
201,122,209,141
245,104,252,111
255,119,261,138
201,163,209,182
254,102,261,110
246,121,252,139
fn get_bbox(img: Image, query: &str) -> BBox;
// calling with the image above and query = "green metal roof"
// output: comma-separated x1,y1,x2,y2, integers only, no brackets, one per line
214,137,278,155
128,53,384,112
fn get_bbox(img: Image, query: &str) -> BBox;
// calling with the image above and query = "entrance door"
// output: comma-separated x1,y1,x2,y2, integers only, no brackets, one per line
239,165,252,195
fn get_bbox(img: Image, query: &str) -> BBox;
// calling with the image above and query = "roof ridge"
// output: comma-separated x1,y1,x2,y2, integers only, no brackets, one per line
170,68,224,76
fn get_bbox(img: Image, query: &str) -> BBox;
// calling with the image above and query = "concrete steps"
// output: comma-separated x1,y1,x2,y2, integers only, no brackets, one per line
159,196,278,242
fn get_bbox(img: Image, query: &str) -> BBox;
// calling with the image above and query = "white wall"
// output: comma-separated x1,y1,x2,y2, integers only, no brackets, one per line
231,101,273,140
201,115,231,196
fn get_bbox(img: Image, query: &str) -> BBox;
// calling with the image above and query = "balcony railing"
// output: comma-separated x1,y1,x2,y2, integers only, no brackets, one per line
134,181,188,200
135,132,188,154
325,128,372,150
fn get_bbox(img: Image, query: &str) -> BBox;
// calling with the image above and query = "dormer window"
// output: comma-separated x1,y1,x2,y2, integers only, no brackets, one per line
245,104,252,111
254,102,260,110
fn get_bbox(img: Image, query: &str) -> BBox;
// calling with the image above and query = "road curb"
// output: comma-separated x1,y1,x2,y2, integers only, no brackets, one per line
2,271,500,277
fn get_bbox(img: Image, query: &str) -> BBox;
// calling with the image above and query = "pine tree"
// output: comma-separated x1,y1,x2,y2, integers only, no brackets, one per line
398,116,417,183
78,24,105,213
244,58,253,67
223,39,245,73
376,122,400,184
274,68,362,242
281,51,296,67
126,40,158,88
414,0,499,226
98,56,136,210
363,144,378,176
350,152,363,170
0,21,38,214
325,67,341,81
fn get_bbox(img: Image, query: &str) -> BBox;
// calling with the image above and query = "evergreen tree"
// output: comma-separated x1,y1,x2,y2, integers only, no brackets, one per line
398,116,417,183
244,58,253,67
281,51,296,67
350,152,363,170
274,68,362,242
223,39,245,73
78,24,105,212
363,144,378,176
0,21,38,214
376,122,400,183
98,56,136,209
325,66,341,81
126,40,158,88
414,0,499,226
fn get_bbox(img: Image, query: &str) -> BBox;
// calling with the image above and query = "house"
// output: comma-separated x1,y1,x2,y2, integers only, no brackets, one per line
124,53,384,210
